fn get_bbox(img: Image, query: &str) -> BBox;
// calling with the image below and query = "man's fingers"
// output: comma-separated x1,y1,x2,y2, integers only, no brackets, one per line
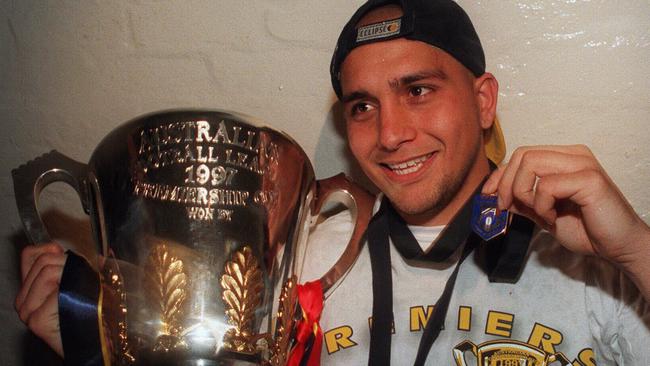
500,148,600,210
483,145,592,197
27,289,60,334
26,291,63,357
16,254,65,313
20,243,63,281
512,169,613,230
16,263,63,323
530,171,603,225
507,200,552,232
482,165,505,194
17,251,65,308
531,176,559,225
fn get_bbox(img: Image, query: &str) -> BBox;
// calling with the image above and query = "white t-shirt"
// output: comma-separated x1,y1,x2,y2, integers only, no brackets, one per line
300,208,650,365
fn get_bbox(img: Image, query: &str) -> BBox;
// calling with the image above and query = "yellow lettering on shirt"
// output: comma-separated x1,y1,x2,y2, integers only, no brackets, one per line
528,322,563,354
572,348,596,366
409,306,435,331
457,306,472,331
324,326,358,354
485,310,514,337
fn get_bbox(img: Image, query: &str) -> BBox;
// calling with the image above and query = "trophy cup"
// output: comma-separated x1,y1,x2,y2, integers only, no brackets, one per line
12,109,372,365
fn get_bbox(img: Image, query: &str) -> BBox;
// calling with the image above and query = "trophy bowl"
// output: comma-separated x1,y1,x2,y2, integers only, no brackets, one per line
13,109,372,365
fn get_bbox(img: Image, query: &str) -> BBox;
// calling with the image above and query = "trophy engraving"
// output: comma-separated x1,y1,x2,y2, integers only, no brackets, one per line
221,246,265,354
132,118,280,224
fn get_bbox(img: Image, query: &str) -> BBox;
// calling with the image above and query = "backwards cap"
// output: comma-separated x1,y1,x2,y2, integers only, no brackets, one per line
330,0,505,163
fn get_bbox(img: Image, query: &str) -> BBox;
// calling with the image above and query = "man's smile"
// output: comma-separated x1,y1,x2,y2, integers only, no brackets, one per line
381,152,434,176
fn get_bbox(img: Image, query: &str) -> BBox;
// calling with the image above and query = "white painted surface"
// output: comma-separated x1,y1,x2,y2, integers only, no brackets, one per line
1,1,648,364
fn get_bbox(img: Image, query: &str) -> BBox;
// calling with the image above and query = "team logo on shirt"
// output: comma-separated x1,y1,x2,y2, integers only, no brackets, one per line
453,339,570,366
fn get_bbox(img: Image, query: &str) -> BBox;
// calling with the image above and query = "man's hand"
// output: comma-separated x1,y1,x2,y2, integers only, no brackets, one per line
482,145,650,300
15,243,65,357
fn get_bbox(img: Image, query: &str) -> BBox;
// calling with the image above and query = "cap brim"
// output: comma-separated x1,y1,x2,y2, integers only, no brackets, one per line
485,116,506,164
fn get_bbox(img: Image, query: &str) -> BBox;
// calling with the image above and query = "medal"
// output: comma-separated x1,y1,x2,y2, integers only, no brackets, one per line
471,194,510,241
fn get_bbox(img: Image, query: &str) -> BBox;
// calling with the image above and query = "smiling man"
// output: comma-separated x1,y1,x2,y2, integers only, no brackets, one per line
15,0,650,365
301,0,650,365
340,31,491,227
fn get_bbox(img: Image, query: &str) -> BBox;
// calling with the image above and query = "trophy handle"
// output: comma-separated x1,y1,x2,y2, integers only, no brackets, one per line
12,150,90,244
311,173,374,292
452,340,478,366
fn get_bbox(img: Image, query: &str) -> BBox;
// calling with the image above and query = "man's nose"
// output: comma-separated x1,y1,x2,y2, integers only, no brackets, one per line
377,103,416,151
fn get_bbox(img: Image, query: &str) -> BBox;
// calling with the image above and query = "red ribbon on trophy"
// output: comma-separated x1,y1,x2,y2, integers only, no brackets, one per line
287,280,324,366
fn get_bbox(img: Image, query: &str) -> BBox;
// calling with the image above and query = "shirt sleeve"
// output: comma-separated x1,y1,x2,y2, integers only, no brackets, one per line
585,256,650,365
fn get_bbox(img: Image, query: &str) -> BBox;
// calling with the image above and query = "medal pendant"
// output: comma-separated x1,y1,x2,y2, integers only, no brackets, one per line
471,194,509,241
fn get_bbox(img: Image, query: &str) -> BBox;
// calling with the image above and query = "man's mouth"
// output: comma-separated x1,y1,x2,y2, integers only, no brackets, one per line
384,153,433,175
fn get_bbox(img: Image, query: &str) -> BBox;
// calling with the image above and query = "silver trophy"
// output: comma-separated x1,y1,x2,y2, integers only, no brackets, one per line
13,110,372,365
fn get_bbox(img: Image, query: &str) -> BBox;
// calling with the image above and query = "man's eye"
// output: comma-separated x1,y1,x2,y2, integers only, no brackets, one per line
409,86,433,97
352,102,374,115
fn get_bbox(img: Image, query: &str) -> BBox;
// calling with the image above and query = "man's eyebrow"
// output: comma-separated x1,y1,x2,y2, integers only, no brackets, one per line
341,70,447,102
390,70,448,89
341,90,371,104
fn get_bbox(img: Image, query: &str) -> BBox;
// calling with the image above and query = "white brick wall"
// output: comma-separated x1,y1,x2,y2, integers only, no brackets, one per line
1,1,648,364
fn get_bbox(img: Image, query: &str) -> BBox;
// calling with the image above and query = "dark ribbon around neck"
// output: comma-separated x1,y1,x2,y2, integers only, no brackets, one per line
367,190,534,366
59,251,105,366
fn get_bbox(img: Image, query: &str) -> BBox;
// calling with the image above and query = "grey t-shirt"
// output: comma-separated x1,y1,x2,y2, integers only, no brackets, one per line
301,208,650,365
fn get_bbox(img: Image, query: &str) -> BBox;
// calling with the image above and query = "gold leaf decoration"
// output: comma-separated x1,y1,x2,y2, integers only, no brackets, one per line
221,246,264,354
270,277,297,366
145,244,189,353
99,261,136,364
106,266,135,364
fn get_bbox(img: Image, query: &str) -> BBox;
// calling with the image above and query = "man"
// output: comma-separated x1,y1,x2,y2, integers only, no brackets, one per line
300,0,650,364
16,0,650,365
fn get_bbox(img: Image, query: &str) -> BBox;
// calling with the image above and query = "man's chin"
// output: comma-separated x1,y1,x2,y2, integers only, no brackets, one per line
385,192,445,219
381,176,462,224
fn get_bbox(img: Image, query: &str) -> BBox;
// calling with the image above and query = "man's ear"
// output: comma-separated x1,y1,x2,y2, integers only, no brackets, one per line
474,72,499,130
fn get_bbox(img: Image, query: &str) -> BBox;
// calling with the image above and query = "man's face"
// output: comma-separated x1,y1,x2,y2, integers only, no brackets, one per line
340,38,491,224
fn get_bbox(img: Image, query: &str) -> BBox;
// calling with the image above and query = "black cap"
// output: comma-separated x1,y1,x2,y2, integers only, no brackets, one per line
330,0,485,99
